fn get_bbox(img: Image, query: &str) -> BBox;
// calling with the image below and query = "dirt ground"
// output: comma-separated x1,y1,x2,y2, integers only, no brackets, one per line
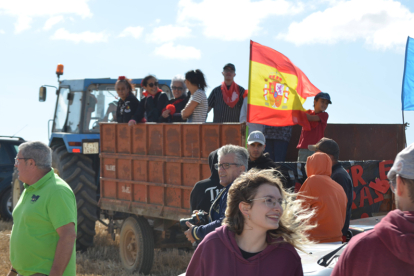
0,220,193,276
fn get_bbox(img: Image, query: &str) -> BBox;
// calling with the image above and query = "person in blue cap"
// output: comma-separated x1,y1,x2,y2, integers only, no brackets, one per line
296,92,331,162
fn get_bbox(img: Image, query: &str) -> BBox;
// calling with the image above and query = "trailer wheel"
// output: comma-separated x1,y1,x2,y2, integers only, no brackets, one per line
120,216,154,275
12,168,23,209
52,145,98,251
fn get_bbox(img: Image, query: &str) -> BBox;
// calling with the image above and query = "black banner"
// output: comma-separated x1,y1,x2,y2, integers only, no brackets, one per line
275,161,394,219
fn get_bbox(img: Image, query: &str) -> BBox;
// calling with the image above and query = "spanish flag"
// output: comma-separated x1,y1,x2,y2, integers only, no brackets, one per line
247,41,320,131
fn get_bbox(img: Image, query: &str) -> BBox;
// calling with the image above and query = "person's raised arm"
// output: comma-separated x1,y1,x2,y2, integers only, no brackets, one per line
49,223,76,276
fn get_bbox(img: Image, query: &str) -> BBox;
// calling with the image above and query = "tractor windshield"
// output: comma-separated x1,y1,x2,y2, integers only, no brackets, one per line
53,88,83,133
84,89,123,133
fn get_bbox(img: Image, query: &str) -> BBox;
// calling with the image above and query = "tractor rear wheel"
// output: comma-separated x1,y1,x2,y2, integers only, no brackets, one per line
52,145,98,251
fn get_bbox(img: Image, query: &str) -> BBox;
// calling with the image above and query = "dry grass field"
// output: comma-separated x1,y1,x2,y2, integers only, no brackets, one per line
0,220,193,276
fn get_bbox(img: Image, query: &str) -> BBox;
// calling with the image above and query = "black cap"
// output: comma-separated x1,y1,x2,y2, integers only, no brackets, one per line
223,63,236,71
308,138,339,160
315,92,332,104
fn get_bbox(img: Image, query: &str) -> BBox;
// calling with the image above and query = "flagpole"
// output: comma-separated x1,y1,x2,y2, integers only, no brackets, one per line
402,110,407,147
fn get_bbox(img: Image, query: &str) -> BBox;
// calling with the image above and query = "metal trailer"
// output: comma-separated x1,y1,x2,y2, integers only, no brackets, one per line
98,122,405,274
99,123,245,273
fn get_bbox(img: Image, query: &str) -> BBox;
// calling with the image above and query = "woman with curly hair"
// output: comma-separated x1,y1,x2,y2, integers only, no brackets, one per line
186,169,315,276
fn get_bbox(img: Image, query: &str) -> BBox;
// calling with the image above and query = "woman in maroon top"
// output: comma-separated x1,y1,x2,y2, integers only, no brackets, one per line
186,169,315,276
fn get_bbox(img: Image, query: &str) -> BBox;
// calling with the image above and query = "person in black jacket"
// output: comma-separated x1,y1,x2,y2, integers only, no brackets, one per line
115,76,140,123
247,131,278,171
308,137,353,238
160,75,190,123
190,149,223,213
129,75,169,124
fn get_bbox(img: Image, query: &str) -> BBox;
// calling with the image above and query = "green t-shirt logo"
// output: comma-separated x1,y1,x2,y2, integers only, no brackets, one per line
31,194,40,203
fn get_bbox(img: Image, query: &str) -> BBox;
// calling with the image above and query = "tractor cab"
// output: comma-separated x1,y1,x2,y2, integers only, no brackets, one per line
45,78,173,135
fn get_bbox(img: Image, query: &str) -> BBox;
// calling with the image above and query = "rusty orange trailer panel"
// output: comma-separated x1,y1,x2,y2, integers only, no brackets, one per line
99,123,245,221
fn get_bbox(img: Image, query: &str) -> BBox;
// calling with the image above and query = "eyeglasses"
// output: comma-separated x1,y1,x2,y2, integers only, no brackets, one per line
250,197,286,209
214,163,241,170
14,157,31,164
172,86,183,90
147,82,159,88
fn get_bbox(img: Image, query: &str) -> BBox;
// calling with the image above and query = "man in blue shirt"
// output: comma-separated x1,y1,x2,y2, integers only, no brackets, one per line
185,144,248,243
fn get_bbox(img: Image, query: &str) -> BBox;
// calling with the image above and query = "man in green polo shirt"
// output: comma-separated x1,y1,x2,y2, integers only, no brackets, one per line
8,141,77,276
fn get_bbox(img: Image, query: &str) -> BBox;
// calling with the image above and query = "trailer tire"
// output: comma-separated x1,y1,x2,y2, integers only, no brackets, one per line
52,145,97,251
120,216,154,275
11,168,23,209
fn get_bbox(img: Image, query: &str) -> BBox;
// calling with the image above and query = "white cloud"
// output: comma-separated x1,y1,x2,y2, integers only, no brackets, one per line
277,0,414,50
0,30,5,34
0,0,92,33
146,25,192,44
177,0,303,41
43,16,64,31
14,15,32,33
119,26,144,39
155,19,161,24
154,43,201,60
50,28,108,43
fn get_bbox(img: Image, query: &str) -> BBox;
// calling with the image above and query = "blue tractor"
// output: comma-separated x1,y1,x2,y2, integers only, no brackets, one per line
28,65,172,250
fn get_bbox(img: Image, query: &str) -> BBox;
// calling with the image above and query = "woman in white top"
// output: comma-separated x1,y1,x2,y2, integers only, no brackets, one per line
181,69,208,123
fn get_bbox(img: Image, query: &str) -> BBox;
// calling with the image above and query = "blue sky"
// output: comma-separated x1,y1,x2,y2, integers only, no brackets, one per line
1,0,414,147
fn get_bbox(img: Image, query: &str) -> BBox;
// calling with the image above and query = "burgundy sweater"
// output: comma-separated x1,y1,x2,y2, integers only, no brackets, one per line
332,210,414,276
186,226,303,276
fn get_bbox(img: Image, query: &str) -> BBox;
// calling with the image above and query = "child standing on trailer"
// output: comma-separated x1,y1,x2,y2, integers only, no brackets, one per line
296,92,331,162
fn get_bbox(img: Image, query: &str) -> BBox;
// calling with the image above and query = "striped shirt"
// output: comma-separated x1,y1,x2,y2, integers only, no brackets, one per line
208,84,245,123
187,89,208,123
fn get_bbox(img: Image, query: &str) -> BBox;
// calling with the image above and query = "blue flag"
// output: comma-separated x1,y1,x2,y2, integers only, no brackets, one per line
402,36,414,111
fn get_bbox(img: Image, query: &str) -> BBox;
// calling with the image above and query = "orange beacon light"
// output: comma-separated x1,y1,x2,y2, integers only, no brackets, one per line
56,64,64,80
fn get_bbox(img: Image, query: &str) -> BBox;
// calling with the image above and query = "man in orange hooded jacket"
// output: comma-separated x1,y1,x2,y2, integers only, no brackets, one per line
297,152,347,243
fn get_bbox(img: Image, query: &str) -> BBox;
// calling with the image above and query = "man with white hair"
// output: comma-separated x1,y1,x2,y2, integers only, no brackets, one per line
332,144,414,276
8,141,77,276
184,144,248,243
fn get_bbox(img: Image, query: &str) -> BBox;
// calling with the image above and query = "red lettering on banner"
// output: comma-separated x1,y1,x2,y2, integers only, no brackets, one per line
379,160,393,180
352,191,357,209
351,165,366,187
373,189,384,203
359,186,374,207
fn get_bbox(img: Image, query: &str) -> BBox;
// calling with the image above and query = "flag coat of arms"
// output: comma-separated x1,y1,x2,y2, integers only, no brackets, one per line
247,40,321,130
